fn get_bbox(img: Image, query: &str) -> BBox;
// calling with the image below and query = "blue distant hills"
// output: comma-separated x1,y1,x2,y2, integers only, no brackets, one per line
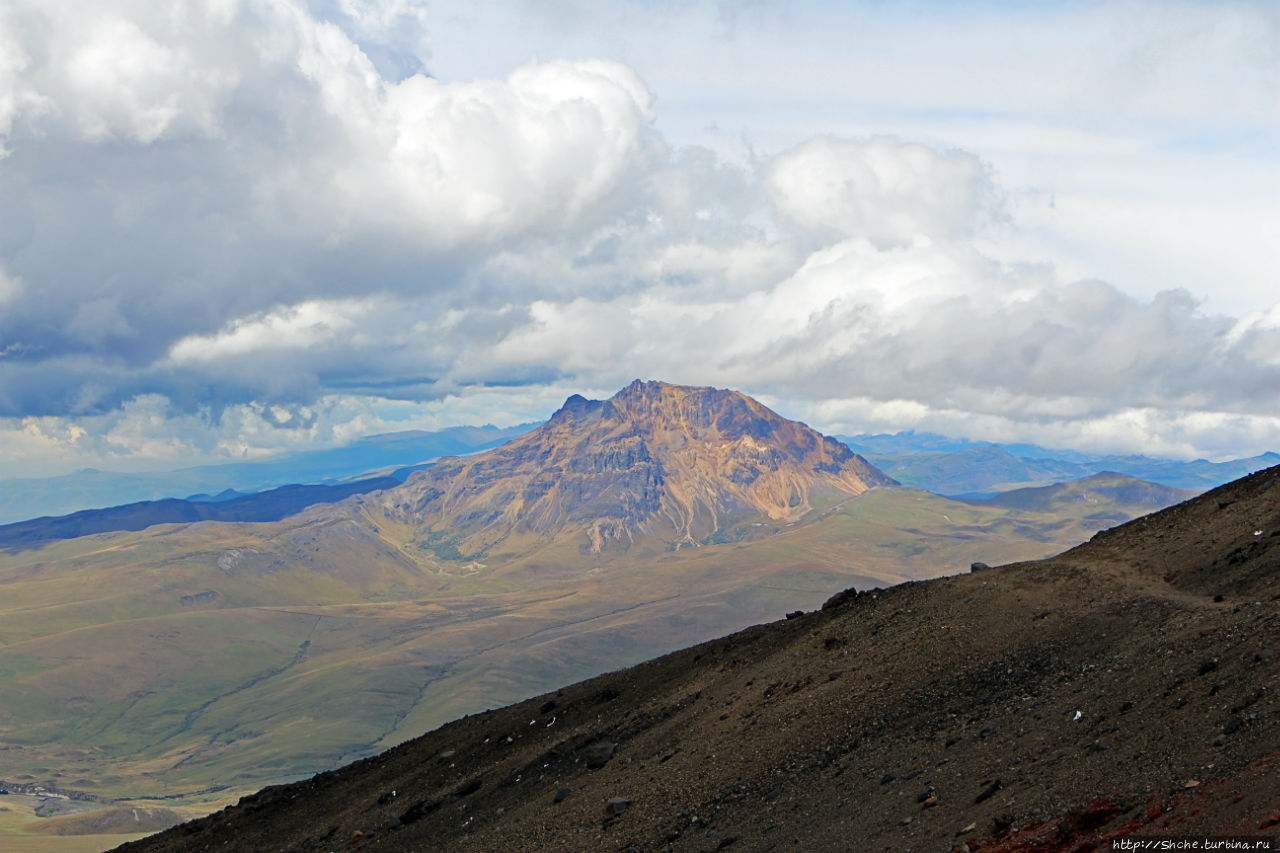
1,423,1274,545
838,431,1280,496
0,424,534,526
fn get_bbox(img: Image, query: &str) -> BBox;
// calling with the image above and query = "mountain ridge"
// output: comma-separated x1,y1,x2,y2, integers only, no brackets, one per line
372,380,895,558
842,431,1280,494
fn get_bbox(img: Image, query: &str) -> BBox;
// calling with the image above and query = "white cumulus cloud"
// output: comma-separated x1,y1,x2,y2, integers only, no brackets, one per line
765,136,1001,248
0,0,1276,474
167,299,374,363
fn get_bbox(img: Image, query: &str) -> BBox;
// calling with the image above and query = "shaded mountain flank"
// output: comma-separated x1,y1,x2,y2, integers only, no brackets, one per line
117,465,1280,853
0,477,399,549
960,471,1197,529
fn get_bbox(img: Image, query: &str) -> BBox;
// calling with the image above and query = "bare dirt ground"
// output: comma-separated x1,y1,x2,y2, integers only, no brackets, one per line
116,466,1280,852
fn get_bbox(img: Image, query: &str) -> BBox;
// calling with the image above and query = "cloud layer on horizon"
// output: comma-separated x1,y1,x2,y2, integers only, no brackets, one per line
0,0,1277,476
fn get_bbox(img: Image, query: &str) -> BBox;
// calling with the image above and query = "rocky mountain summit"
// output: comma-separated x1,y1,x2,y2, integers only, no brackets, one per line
117,466,1280,853
373,380,894,558
2,381,1193,823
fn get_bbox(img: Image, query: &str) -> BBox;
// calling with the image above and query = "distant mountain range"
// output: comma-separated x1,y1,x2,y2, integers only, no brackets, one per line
0,384,893,550
0,424,533,525
839,430,1280,495
5,411,1264,550
0,477,400,550
0,382,1239,841
4,422,1268,536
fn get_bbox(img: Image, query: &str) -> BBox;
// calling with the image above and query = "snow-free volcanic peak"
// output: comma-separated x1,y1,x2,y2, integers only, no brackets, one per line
374,380,895,557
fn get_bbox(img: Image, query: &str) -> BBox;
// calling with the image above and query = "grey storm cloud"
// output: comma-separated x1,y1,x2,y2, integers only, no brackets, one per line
0,0,664,415
0,0,1276,469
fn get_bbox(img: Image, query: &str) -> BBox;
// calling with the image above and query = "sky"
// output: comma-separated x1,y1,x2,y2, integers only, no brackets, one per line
0,0,1277,478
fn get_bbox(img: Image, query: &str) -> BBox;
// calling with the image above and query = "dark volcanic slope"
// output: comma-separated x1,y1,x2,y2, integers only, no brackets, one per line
118,467,1280,853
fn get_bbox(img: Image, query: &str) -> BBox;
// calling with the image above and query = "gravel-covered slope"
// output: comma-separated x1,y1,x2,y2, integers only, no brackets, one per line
117,467,1280,853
